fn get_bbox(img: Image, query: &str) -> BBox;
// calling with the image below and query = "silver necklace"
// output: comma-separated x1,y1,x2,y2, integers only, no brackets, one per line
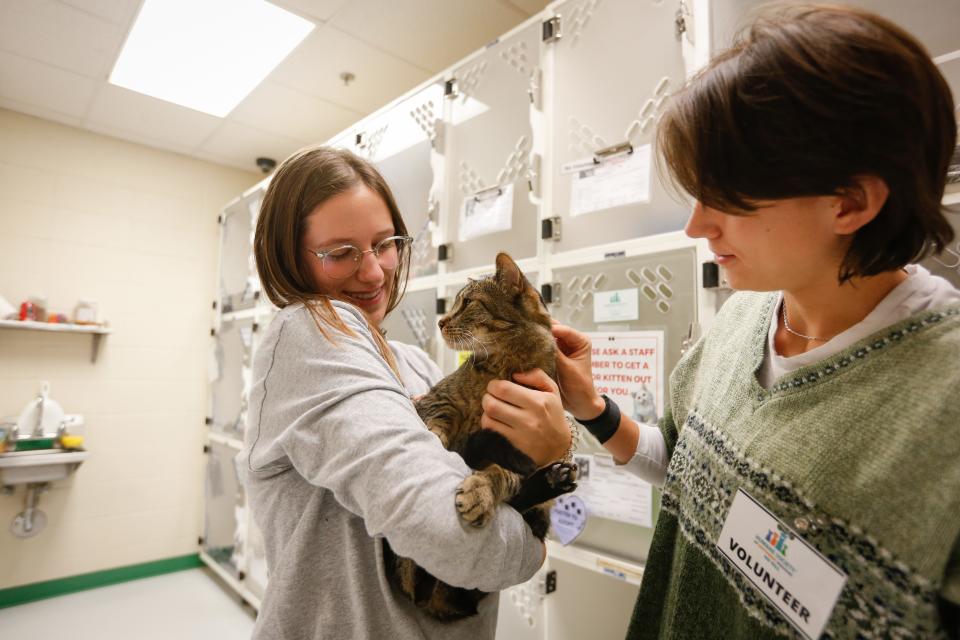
781,302,829,342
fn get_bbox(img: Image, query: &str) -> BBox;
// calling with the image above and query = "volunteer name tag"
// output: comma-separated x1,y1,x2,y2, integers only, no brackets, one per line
716,490,847,640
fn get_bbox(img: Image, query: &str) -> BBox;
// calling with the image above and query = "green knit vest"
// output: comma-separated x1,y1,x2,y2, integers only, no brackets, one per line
627,292,960,639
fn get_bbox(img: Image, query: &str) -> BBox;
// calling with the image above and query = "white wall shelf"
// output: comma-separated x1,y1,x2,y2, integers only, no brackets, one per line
0,319,112,363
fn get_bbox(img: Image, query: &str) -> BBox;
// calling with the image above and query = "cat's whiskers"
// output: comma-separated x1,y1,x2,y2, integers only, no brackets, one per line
462,330,490,361
446,328,476,358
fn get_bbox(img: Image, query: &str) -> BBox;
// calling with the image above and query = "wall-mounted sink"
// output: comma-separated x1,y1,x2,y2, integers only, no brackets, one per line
0,449,89,486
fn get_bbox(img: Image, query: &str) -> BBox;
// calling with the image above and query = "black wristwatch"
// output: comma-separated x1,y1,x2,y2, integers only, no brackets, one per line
575,394,621,444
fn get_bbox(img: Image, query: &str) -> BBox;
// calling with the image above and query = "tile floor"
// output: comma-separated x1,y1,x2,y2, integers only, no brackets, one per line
0,568,255,639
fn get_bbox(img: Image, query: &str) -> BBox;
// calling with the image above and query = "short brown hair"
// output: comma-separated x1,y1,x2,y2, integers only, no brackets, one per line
254,147,410,368
657,4,957,281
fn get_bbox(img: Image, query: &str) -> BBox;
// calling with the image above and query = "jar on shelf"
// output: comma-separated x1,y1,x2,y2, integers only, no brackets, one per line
73,299,98,325
28,295,47,322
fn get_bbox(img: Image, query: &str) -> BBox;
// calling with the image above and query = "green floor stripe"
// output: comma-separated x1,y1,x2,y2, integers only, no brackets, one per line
0,553,203,609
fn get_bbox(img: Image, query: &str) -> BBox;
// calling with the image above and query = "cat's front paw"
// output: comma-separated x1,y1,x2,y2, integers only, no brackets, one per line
455,474,495,528
545,461,578,492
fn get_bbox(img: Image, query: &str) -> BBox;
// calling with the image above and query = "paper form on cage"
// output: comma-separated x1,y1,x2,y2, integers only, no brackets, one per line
569,143,651,217
459,183,514,241
572,453,653,528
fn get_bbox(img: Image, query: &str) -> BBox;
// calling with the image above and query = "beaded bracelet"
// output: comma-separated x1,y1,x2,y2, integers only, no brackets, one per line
575,394,621,444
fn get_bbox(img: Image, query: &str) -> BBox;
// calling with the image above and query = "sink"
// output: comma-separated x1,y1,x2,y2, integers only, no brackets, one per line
0,449,89,486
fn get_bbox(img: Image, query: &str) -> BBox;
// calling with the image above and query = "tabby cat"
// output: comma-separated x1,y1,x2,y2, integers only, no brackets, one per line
383,252,577,621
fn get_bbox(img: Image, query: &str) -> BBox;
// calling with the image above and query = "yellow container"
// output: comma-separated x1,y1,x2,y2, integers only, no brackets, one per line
59,435,84,450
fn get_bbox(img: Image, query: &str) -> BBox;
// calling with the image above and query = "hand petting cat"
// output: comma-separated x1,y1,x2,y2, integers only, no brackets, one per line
481,369,571,468
550,322,606,421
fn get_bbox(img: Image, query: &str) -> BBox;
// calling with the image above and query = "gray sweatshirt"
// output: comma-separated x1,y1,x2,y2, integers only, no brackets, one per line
240,301,542,639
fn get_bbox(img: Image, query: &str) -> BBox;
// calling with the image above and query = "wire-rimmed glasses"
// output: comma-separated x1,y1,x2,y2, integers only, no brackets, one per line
309,235,413,280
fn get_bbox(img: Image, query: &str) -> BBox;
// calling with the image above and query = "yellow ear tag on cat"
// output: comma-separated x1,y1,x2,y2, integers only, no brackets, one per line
456,351,473,367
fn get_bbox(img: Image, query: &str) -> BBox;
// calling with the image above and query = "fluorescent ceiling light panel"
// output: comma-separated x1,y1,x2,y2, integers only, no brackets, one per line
110,0,314,117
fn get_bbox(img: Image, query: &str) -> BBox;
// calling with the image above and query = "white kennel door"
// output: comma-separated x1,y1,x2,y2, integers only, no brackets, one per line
546,0,690,252
356,82,445,279
444,20,540,271
210,316,255,439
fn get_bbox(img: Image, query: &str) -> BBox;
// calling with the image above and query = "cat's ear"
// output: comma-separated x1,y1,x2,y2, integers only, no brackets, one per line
495,252,524,297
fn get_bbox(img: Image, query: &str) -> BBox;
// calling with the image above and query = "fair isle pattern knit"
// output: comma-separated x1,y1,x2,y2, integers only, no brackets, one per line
664,413,945,639
646,292,960,639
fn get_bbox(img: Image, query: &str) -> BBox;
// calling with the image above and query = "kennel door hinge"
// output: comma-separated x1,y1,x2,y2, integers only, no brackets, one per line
543,569,558,594
444,78,459,99
675,0,689,40
541,216,561,241
540,282,560,306
702,261,730,289
542,16,561,43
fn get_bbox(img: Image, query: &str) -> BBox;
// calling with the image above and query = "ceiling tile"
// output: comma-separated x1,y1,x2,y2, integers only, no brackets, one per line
270,24,431,114
0,50,98,118
197,121,307,172
57,0,141,26
267,0,349,22
83,120,195,158
328,0,530,73
0,0,126,78
229,80,362,145
85,84,223,149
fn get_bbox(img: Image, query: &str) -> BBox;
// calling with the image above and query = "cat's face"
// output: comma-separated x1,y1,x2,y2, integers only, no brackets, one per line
438,253,550,352
632,389,650,402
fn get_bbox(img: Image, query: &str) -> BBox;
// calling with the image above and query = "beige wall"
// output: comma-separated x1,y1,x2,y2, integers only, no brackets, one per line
0,109,258,588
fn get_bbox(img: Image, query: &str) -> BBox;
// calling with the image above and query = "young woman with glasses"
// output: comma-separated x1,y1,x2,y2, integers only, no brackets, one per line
241,147,570,639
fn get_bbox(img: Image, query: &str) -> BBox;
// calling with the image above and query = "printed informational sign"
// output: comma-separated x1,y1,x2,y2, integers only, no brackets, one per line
569,144,652,217
584,331,664,425
717,490,847,640
550,494,588,545
458,183,514,241
573,454,653,528
593,288,639,323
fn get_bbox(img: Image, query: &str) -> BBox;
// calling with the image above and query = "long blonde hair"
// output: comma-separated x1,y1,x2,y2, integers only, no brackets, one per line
254,146,410,375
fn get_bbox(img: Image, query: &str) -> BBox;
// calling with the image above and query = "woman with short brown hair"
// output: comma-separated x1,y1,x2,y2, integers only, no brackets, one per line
483,4,960,638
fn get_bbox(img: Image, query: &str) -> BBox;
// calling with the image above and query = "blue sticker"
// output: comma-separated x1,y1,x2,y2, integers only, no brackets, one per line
550,494,588,545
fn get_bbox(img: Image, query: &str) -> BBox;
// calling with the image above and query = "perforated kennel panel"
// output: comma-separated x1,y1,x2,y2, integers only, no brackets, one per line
209,315,255,439
544,0,689,252
549,246,699,563
380,287,440,362
218,194,260,312
442,21,540,271
203,441,243,578
354,83,445,279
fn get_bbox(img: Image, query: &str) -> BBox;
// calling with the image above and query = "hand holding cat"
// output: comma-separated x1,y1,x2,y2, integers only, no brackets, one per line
551,323,605,421
481,370,571,468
